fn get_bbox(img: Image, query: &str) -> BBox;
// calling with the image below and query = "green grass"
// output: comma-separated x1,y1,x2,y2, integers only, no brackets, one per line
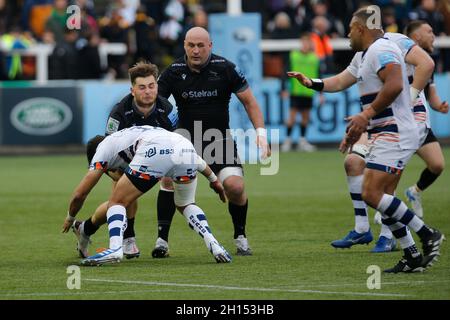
0,149,449,300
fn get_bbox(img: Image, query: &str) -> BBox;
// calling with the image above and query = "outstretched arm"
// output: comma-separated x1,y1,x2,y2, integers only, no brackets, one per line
287,69,357,92
62,170,104,233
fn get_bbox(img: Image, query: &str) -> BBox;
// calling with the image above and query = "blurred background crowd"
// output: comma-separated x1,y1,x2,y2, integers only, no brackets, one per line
0,0,449,81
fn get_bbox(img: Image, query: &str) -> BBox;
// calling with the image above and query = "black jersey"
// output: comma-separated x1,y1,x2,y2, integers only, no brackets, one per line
157,54,249,135
105,94,178,135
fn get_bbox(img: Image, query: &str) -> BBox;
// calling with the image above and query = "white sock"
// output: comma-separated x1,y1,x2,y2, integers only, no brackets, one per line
347,175,369,233
380,223,393,239
107,205,126,250
182,204,216,248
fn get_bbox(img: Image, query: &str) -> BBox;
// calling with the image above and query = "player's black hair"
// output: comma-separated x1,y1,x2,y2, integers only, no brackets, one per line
86,135,105,165
404,20,428,38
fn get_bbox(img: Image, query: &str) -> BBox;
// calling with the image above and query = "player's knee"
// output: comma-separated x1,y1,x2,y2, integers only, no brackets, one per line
344,153,365,175
224,181,245,200
429,161,445,175
160,177,174,191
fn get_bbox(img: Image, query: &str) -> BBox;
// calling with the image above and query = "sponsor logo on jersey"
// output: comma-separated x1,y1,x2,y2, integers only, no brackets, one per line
181,89,218,99
145,147,157,158
10,97,73,136
106,117,120,134
208,70,220,80
182,73,187,80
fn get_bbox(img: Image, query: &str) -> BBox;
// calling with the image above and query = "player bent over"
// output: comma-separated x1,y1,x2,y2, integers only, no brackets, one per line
62,126,231,265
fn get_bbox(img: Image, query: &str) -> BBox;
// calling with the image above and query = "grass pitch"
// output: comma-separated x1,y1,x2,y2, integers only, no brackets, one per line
0,148,449,300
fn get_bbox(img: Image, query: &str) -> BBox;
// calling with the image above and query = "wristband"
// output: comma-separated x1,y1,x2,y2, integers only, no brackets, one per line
309,78,324,91
256,127,267,138
410,86,420,103
207,172,218,183
66,212,75,222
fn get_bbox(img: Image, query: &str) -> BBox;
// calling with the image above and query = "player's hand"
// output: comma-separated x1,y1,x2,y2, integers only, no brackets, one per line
256,134,271,159
339,135,352,154
437,101,449,114
61,216,75,233
287,71,312,88
210,180,227,203
345,113,368,144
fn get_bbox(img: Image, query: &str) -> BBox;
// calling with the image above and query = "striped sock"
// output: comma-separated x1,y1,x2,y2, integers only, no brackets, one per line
106,205,126,250
382,217,420,258
347,175,369,233
377,194,427,233
183,204,216,248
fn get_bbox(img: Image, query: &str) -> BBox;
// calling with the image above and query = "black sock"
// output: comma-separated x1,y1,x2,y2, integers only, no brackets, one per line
286,126,293,137
404,245,420,258
83,217,99,236
123,217,135,239
416,168,440,191
229,200,248,239
417,225,433,240
300,124,307,137
157,190,176,242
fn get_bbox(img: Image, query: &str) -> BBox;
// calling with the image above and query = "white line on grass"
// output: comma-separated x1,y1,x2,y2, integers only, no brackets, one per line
0,289,189,298
84,278,411,298
280,279,450,289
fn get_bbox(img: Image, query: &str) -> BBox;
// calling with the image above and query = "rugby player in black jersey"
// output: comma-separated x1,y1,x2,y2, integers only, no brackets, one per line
152,27,270,257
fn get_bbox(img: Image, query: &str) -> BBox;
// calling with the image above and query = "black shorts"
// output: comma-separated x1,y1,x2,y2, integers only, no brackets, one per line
195,138,243,175
125,167,160,193
290,96,313,110
421,128,438,147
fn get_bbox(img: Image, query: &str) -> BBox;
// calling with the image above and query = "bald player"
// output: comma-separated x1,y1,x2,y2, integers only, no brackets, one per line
154,27,270,258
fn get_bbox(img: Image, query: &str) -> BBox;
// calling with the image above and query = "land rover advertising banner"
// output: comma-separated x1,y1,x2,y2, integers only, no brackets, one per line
1,87,82,145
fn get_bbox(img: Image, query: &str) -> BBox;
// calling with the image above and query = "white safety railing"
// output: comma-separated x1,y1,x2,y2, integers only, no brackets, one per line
0,42,127,84
1,37,449,83
260,36,450,51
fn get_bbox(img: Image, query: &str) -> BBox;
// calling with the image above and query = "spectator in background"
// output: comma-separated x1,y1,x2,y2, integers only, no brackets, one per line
45,0,69,44
159,0,188,64
409,0,445,35
0,26,35,80
382,7,399,33
0,0,14,35
437,0,450,35
99,6,130,78
48,29,79,79
309,0,345,37
21,0,53,39
77,32,104,79
264,12,296,79
311,15,335,74
192,7,208,29
437,0,450,71
118,0,141,26
132,5,159,66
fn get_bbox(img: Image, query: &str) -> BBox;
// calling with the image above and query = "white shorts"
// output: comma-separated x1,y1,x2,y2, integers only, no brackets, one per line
417,122,429,147
365,135,417,175
128,136,199,182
